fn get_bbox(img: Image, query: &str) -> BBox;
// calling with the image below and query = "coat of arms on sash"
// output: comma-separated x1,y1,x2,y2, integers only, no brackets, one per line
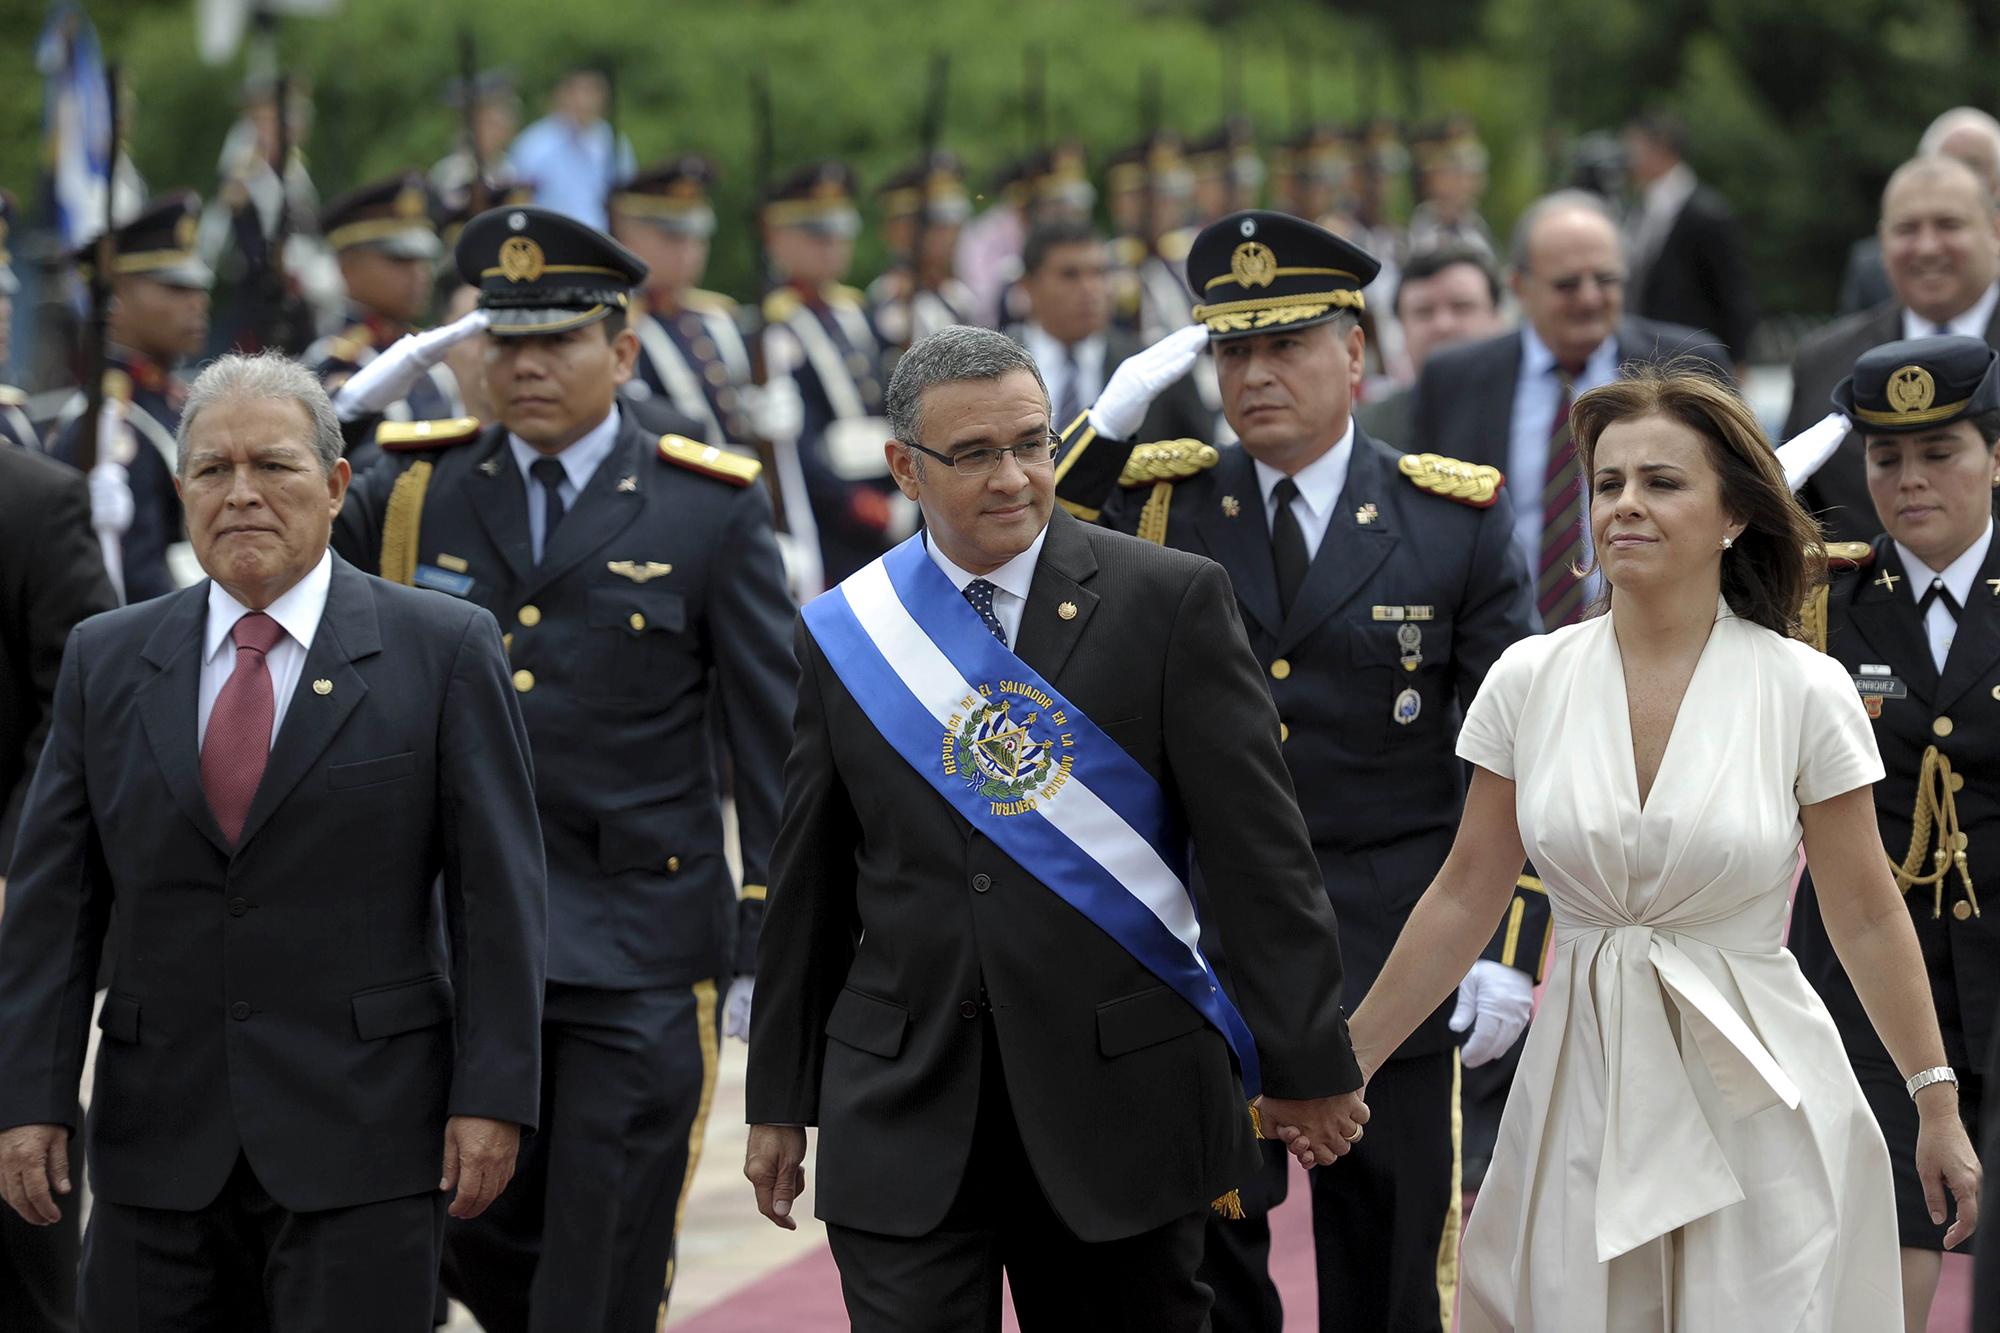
943,682,1079,816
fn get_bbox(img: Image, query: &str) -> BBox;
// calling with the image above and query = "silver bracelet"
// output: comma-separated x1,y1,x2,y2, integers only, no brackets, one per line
1906,1066,1959,1099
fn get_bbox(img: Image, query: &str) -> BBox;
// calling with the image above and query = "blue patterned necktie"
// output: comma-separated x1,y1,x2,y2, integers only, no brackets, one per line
963,578,1008,645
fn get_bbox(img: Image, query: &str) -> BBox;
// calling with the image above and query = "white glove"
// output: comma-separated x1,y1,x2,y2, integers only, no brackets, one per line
723,975,755,1043
1085,324,1208,441
745,378,804,443
88,461,135,538
331,307,492,421
1776,411,1851,493
1450,960,1534,1067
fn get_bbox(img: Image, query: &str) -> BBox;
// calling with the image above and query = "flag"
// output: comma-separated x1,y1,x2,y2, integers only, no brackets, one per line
37,1,112,251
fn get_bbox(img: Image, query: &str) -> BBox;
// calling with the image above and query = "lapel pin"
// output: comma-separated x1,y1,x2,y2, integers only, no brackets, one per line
1058,601,1078,621
1874,569,1902,593
478,457,502,477
1355,502,1379,525
617,474,638,493
1221,495,1241,518
607,560,673,583
312,678,333,696
1988,578,2000,596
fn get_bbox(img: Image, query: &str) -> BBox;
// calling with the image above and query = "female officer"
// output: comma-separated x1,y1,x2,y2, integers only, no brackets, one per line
1791,334,2000,1332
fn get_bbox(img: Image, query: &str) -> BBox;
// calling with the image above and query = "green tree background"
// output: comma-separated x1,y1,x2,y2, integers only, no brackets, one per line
3,0,1998,321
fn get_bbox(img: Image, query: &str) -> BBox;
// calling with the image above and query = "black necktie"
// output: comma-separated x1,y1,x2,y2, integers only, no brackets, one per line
963,579,1008,644
530,457,567,562
1055,346,1083,432
1919,579,1962,621
1270,478,1309,618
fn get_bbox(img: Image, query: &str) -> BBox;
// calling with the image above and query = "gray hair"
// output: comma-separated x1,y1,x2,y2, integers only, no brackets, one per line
1507,189,1622,273
886,325,1050,451
1919,107,2000,170
176,352,344,476
1882,153,1998,221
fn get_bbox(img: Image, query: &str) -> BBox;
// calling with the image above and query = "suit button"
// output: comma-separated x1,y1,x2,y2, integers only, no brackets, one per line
972,873,992,893
513,669,535,693
1279,723,1290,743
1270,658,1292,681
1934,716,1954,738
1954,900,1975,921
667,856,681,874
517,605,542,627
959,1000,980,1019
228,897,248,917
629,612,647,632
229,1001,251,1021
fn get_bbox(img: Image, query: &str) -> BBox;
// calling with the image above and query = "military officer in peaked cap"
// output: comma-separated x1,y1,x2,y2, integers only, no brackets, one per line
1789,335,2000,1328
0,191,36,449
52,192,214,602
1054,210,1547,1332
330,204,797,1333
866,152,978,351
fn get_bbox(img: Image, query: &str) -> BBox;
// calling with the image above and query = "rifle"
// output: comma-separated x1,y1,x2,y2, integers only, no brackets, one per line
256,67,313,354
458,29,489,216
75,59,118,474
895,52,950,362
1140,64,1163,259
741,68,789,534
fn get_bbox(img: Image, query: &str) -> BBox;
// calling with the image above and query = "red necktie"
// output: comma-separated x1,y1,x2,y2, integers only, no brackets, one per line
1537,368,1587,627
201,611,287,847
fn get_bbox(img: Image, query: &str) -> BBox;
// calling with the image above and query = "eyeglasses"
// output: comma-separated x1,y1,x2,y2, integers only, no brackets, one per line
900,434,1059,476
1540,270,1626,296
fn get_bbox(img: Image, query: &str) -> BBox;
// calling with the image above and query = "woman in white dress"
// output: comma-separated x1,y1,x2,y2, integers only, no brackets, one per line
1327,369,1981,1329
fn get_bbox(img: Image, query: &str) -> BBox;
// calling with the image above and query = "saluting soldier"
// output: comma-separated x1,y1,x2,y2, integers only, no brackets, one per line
1054,211,1547,1333
305,172,463,437
866,151,977,351
1789,335,2000,1333
1104,132,1198,344
331,205,796,1333
610,154,758,445
52,192,214,601
0,191,35,449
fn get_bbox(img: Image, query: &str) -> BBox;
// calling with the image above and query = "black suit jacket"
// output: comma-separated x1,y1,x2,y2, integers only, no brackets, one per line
1783,301,2000,544
1104,328,1214,444
1632,185,1758,366
334,413,797,987
0,554,546,1213
0,449,115,868
747,511,1359,1242
1410,317,1727,471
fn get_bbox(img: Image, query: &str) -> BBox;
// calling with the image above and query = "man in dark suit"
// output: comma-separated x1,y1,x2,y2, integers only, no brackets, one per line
1055,212,1545,1333
1786,155,2000,544
0,352,545,1332
334,206,797,1333
1411,189,1723,628
744,325,1368,1331
0,447,115,1333
1354,245,1509,447
1621,111,1757,374
1012,217,1212,444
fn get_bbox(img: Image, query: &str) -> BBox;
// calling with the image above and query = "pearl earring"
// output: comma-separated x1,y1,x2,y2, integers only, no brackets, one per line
1720,536,1734,550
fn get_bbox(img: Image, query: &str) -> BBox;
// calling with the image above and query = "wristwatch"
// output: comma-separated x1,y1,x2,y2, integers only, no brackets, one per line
1906,1066,1959,1099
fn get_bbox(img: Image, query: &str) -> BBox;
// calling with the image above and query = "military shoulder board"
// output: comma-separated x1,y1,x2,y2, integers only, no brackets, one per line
377,417,483,452
1398,452,1502,508
1821,540,1876,571
1117,439,1221,488
658,435,762,486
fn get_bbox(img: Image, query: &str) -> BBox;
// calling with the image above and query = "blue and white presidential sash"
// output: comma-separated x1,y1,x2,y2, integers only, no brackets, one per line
802,533,1261,1094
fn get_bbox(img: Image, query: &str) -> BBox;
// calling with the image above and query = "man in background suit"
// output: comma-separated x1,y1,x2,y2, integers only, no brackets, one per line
0,353,545,1332
0,448,115,1333
1013,217,1211,444
1787,155,2000,544
1622,110,1758,376
745,327,1367,1331
1354,245,1509,447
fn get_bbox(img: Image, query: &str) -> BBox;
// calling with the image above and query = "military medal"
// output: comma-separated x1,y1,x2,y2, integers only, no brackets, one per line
1221,495,1241,518
1397,622,1423,672
1393,687,1421,726
1852,664,1906,721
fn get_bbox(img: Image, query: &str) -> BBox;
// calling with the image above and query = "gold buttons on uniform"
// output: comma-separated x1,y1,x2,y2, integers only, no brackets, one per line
1951,773,1966,793
1280,723,1291,743
518,605,542,627
1992,685,2000,701
512,669,535,693
1934,716,1954,738
1270,658,1292,681
666,856,681,874
1954,900,1974,921
629,612,647,632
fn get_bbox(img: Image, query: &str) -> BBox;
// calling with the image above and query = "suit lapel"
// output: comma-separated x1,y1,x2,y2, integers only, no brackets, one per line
1276,437,1397,655
235,556,382,851
1015,510,1100,684
137,587,230,856
467,432,536,588
1844,546,1939,706
1190,447,1283,635
1462,336,1522,470
518,422,648,601
1936,535,2000,711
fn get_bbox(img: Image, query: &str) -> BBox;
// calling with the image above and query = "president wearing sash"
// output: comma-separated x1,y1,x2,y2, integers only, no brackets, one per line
744,326,1366,1331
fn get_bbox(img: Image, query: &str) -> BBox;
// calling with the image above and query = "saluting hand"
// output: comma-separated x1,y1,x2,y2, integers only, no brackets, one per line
745,1124,808,1230
0,1124,71,1225
440,1115,521,1220
1258,1090,1370,1168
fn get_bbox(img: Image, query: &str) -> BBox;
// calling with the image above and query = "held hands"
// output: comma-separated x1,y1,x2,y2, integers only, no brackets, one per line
1257,1090,1370,1168
0,1124,70,1225
439,1115,520,1220
332,307,492,421
745,1124,808,1229
1086,324,1208,441
1451,960,1535,1067
1913,1090,1981,1249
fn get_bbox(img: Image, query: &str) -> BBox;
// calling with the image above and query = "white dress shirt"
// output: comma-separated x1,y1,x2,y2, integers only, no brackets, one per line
1023,325,1107,427
198,549,332,749
924,524,1050,650
508,407,622,563
1510,327,1621,606
1902,281,2000,341
1894,517,1994,673
1252,419,1355,562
